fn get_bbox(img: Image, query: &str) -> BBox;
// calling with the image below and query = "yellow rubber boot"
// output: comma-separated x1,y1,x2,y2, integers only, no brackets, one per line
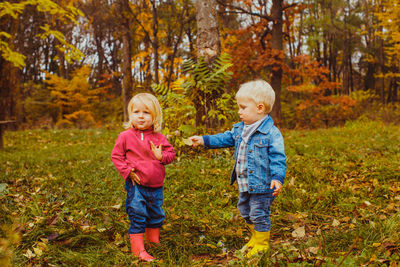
240,224,256,253
245,230,270,258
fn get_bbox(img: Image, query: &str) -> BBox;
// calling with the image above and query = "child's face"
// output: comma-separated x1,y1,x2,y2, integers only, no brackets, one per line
131,99,154,131
237,97,266,125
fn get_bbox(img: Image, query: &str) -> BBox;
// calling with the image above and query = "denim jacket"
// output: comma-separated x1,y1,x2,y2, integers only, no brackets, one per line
203,116,286,194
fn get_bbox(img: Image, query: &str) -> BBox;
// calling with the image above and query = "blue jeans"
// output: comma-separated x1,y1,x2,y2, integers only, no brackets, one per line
125,179,165,234
237,192,274,232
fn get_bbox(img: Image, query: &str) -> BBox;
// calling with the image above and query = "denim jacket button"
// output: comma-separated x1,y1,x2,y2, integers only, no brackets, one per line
250,188,253,192
249,150,252,153
249,170,253,174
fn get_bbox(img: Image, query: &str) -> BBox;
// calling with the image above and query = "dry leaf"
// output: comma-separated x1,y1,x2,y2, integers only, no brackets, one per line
364,200,372,206
308,246,319,254
33,247,43,257
292,226,305,238
23,249,35,259
332,219,340,227
110,203,121,210
182,138,193,146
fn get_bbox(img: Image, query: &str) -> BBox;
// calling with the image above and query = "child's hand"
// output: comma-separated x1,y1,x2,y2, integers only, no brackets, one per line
150,141,163,161
129,168,141,185
271,180,282,196
188,136,204,147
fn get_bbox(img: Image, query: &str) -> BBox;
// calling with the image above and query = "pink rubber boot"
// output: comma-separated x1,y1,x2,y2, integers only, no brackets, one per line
129,233,155,261
145,228,160,248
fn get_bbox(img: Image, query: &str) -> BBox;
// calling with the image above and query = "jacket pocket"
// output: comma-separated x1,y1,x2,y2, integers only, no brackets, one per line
254,142,268,160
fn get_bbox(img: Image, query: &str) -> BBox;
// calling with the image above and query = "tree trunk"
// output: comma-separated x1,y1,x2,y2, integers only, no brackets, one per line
167,2,185,89
270,0,283,124
195,0,221,128
195,0,221,65
118,0,133,122
150,0,160,84
378,39,385,103
364,62,375,91
377,4,385,104
342,35,350,95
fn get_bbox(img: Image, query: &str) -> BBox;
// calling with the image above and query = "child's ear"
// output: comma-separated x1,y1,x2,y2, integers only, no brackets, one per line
257,103,266,113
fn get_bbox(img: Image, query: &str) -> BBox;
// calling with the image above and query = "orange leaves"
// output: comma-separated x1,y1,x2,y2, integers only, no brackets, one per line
44,65,101,128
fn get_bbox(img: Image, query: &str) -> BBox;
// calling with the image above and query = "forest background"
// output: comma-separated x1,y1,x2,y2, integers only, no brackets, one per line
1,0,400,266
1,0,399,136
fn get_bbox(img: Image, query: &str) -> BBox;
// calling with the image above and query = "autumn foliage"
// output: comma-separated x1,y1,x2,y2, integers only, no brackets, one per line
44,66,102,128
1,0,399,131
286,56,356,128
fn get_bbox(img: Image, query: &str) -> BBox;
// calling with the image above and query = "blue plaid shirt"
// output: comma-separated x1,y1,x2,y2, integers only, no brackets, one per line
236,116,267,192
236,141,248,192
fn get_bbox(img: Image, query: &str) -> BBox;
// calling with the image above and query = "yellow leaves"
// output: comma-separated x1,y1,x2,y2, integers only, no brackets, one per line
0,35,26,68
1,0,83,68
374,0,400,74
0,1,25,19
45,65,100,127
37,24,84,63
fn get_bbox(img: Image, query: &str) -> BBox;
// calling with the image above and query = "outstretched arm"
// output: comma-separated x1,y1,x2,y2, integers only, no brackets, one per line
189,136,204,147
189,128,236,149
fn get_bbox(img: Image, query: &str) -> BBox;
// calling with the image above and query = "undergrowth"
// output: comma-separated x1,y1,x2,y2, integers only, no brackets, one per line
0,119,399,266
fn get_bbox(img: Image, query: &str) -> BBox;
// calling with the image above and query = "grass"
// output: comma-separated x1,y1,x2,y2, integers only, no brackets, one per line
1,119,399,266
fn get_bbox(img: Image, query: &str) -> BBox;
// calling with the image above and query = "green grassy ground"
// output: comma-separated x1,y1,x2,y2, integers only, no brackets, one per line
1,119,399,266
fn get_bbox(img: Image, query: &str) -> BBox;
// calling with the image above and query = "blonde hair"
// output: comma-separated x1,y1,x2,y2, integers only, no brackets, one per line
124,93,163,132
235,79,275,113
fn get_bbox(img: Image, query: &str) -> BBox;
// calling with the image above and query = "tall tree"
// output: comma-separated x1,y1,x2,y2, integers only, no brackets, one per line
270,0,284,122
116,0,133,122
195,0,222,128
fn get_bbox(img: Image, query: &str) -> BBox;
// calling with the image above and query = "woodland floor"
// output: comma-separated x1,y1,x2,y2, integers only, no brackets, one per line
1,119,399,266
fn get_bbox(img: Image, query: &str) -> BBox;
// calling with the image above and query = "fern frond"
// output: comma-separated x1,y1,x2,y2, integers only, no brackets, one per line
152,83,169,96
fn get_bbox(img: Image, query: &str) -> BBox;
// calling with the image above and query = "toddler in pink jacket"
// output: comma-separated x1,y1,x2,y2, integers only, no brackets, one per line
111,93,175,262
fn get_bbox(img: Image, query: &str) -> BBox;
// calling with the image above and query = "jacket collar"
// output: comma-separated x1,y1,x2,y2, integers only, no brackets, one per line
233,115,274,134
129,127,154,134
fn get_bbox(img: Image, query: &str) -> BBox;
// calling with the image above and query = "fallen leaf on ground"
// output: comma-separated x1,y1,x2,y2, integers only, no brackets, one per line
292,226,305,238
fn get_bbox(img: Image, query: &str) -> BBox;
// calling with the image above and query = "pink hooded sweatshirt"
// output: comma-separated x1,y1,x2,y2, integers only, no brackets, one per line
111,127,175,187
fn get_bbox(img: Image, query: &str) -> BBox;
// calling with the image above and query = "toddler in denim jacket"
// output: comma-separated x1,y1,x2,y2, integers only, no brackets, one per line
189,80,286,257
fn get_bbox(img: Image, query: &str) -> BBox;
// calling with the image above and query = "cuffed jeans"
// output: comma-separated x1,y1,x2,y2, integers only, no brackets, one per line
237,191,274,232
125,179,165,234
